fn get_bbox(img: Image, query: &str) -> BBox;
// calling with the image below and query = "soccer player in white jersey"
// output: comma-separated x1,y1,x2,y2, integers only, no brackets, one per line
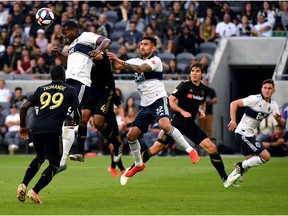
51,21,111,171
225,79,285,188
107,36,199,182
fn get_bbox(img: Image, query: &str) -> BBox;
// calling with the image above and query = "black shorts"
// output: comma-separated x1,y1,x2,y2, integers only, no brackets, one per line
66,79,91,108
85,88,114,116
235,133,265,156
159,121,207,146
132,97,170,134
32,132,62,162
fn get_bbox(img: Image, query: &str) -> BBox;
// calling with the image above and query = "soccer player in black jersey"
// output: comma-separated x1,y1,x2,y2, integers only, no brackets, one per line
16,66,81,204
123,63,235,188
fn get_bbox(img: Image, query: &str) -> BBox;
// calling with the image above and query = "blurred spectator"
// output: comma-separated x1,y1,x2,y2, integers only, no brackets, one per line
277,1,288,30
164,12,181,36
176,25,196,55
142,121,161,149
12,35,24,56
0,78,12,103
199,77,217,139
236,15,253,36
2,14,14,36
118,21,143,53
1,28,10,47
0,105,7,145
117,1,131,21
25,35,41,59
115,87,123,103
199,16,216,43
143,25,162,53
147,14,164,39
257,1,276,28
282,105,288,132
164,59,182,80
184,17,200,43
16,48,35,74
149,2,167,24
22,14,38,42
124,96,137,114
32,56,50,75
84,116,99,154
219,2,238,24
172,1,185,25
134,5,146,22
51,24,65,47
66,5,76,20
11,2,25,26
200,55,209,74
215,13,237,39
41,43,56,67
106,1,122,11
183,56,198,75
162,27,176,54
115,45,130,74
60,12,70,25
96,14,111,37
242,2,257,25
126,13,145,32
185,3,200,26
262,124,286,157
10,87,27,107
9,24,26,45
123,106,137,138
251,14,272,37
35,29,48,54
77,2,90,19
0,2,9,27
2,44,17,74
204,7,217,25
4,104,21,155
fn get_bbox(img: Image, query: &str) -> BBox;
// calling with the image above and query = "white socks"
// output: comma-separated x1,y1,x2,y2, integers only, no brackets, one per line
167,127,193,153
242,156,266,169
60,126,75,166
128,140,143,166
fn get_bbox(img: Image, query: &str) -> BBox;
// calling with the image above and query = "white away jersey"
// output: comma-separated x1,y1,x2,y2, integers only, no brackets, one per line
235,94,280,136
66,32,100,87
126,55,167,107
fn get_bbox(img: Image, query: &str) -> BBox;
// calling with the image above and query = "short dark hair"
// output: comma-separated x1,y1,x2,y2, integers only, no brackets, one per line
142,36,157,46
62,20,78,29
262,79,274,87
14,87,22,92
50,65,65,81
190,62,204,73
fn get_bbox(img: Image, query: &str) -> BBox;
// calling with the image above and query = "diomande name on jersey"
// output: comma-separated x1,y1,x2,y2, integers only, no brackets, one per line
235,94,280,137
126,55,167,107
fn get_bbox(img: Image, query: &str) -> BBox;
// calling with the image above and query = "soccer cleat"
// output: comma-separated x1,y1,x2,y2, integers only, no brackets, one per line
27,189,43,204
69,154,85,162
108,166,119,177
121,170,126,175
223,174,241,189
125,164,146,178
56,164,67,174
189,149,200,164
16,183,27,202
235,162,244,175
120,168,130,186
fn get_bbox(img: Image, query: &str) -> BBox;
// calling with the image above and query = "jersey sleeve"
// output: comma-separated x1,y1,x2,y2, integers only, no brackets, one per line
144,56,162,72
82,32,101,45
242,95,257,107
27,88,40,107
171,82,186,99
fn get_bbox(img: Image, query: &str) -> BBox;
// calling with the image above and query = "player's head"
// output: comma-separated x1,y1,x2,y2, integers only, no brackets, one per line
62,20,78,44
190,63,204,82
261,79,275,100
140,36,157,59
50,65,65,82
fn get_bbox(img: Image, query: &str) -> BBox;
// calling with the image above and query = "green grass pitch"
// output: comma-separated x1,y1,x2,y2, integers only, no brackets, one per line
0,155,287,215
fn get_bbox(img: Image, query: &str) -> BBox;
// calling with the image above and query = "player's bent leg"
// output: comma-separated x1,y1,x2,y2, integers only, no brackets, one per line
61,126,76,165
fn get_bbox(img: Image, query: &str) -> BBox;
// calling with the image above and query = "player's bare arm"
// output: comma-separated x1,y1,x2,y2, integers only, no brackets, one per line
273,113,286,127
228,99,244,131
198,102,206,119
89,37,111,57
107,52,152,73
169,95,192,118
19,100,32,140
51,46,68,65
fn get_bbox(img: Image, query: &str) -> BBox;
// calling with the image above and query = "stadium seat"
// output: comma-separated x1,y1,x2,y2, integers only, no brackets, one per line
105,11,118,24
176,52,194,65
110,31,123,42
114,20,128,31
127,52,137,58
177,63,188,73
158,53,175,65
195,52,213,65
0,102,10,116
109,41,121,53
199,42,217,55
